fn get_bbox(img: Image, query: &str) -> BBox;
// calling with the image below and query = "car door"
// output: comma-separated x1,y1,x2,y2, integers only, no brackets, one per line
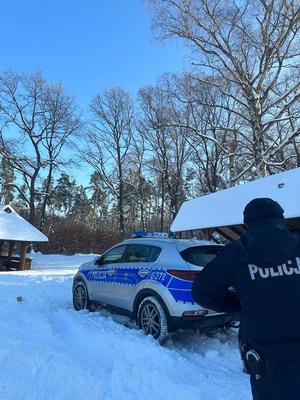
92,245,127,306
114,244,162,311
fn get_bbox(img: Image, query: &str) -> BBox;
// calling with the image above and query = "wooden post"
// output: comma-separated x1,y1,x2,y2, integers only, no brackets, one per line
8,241,14,260
19,242,28,271
200,229,208,240
0,241,3,256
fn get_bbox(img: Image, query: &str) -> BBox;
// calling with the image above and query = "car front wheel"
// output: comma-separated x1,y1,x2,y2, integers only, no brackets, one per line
73,281,90,311
137,296,169,344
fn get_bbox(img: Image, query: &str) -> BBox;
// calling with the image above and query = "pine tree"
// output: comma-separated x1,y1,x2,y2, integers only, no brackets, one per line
69,186,92,220
52,173,78,215
0,156,15,204
89,172,110,228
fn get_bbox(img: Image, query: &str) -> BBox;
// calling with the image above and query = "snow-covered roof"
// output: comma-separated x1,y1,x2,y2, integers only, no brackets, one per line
171,167,300,233
0,205,48,242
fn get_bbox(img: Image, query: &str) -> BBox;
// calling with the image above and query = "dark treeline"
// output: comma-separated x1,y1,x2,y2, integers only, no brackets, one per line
1,0,300,253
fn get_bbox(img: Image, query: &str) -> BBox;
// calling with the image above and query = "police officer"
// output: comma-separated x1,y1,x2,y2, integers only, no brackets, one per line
192,198,300,400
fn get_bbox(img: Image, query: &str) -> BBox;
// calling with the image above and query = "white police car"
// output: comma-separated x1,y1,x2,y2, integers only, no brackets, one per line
72,232,235,343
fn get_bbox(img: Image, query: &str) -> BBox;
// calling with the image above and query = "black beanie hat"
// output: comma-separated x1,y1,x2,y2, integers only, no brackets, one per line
243,198,284,225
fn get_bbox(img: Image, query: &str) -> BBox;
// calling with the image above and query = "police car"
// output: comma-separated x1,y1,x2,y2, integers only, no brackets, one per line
72,232,235,343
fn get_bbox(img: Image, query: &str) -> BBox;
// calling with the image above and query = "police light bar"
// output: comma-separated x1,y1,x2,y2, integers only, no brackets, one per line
132,231,170,238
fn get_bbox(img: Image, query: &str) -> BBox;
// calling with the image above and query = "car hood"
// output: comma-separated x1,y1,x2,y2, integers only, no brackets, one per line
79,258,98,271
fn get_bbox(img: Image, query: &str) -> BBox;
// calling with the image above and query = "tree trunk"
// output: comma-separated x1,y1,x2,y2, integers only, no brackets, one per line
28,192,36,225
118,182,125,239
40,164,53,232
160,174,165,232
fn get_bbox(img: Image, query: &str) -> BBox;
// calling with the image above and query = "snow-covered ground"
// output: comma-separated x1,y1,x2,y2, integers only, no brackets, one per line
0,253,251,400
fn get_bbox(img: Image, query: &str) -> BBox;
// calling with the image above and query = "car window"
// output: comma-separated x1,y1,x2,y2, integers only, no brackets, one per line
148,246,162,262
123,244,161,263
102,245,127,264
180,245,223,267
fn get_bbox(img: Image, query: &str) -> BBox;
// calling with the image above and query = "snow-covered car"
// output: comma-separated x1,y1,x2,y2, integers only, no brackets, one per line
72,235,235,343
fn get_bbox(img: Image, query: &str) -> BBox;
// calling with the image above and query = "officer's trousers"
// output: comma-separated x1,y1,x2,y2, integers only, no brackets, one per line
250,359,300,400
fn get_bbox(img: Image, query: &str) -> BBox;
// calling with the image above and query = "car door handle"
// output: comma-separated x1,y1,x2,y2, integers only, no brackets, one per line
138,270,149,278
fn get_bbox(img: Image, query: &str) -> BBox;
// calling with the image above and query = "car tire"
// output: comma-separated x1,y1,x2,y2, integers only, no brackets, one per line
137,296,169,344
73,281,90,311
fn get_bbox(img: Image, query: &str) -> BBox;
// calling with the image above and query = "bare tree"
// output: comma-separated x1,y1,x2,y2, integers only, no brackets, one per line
81,87,133,239
39,83,82,230
138,80,190,227
147,0,300,178
0,70,80,226
166,73,245,191
128,135,149,231
162,83,192,216
138,85,170,230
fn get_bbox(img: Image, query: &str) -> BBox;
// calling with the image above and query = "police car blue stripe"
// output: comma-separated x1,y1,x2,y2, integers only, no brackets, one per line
81,265,195,303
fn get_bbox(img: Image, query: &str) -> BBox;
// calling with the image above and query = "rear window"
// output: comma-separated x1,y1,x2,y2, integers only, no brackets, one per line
180,245,223,267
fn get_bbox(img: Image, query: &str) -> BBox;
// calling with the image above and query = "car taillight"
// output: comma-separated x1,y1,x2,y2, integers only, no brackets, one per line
167,269,200,281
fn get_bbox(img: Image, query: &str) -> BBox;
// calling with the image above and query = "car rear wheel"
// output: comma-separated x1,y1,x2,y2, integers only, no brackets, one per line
137,296,169,344
73,281,90,311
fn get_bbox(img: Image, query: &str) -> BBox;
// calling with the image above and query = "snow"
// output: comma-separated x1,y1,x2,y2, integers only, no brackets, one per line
0,253,251,400
171,166,300,232
0,205,48,242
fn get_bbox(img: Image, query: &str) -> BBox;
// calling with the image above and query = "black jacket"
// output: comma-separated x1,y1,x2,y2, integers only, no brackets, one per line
192,217,300,347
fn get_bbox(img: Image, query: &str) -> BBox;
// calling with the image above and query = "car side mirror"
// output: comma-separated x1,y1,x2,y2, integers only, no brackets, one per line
95,256,103,266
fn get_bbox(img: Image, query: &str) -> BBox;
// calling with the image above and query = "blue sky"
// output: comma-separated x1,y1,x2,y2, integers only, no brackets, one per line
1,0,188,110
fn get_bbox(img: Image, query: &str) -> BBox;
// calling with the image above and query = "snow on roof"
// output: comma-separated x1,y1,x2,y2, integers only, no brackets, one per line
0,205,48,242
171,167,300,233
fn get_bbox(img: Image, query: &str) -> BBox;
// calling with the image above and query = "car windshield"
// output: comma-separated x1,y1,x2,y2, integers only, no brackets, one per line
180,245,223,267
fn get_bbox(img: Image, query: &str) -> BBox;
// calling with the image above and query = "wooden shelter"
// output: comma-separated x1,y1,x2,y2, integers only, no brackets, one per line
0,205,48,271
171,167,300,241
